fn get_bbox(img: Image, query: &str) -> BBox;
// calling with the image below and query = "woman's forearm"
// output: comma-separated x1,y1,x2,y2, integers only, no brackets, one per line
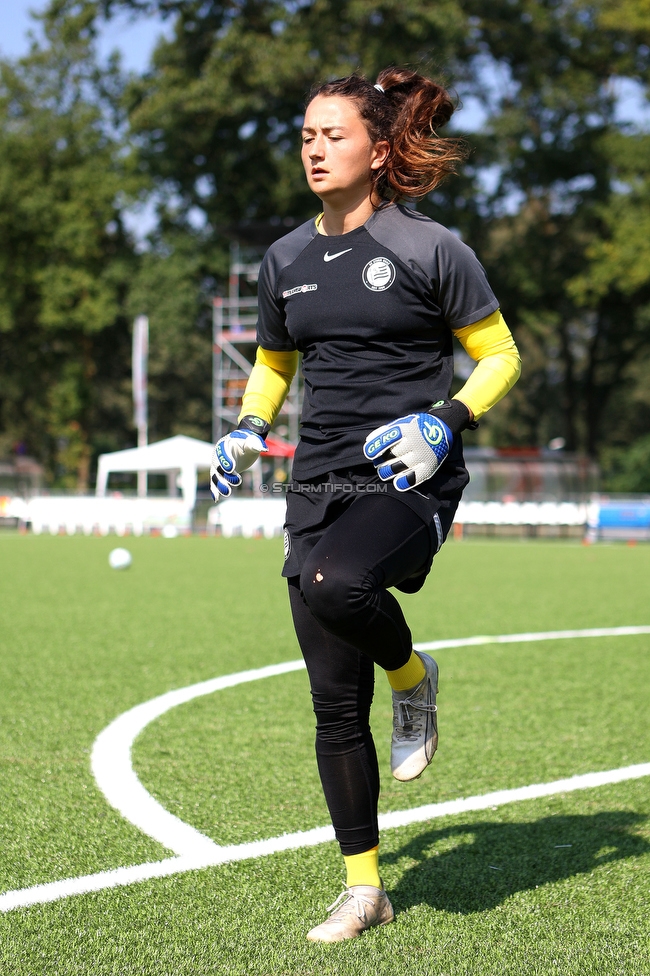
238,348,299,425
452,310,521,420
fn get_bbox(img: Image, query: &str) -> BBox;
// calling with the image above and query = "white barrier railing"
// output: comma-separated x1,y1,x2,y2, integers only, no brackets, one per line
455,500,587,526
207,499,588,538
23,497,192,536
207,499,285,539
5,497,641,539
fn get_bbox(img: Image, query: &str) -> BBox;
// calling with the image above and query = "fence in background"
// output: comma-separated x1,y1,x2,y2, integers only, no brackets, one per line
5,496,192,536
207,499,589,541
2,495,650,541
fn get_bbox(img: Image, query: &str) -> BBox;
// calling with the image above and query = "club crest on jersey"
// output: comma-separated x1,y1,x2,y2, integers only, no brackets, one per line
282,283,318,298
362,257,396,292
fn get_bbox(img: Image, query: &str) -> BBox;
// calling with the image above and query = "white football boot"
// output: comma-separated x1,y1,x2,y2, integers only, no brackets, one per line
306,885,394,942
391,652,439,781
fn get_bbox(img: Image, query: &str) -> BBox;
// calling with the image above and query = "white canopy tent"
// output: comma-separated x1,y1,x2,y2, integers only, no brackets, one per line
95,435,213,510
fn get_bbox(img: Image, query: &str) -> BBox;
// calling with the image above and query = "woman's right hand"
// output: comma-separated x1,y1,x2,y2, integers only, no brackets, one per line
210,422,269,500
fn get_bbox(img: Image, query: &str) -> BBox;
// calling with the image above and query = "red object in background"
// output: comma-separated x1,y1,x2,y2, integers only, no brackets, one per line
265,433,295,458
496,446,542,458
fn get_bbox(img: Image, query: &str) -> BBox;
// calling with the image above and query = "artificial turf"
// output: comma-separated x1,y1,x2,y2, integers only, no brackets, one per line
0,534,649,974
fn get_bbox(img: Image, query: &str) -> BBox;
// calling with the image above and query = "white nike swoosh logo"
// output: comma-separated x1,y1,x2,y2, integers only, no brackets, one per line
323,248,352,262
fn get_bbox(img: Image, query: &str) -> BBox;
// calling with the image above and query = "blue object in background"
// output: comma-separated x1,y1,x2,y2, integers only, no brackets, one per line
597,504,650,529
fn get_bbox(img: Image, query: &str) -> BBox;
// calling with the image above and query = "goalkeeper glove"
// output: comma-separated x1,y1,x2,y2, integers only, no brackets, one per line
363,400,472,492
210,416,270,501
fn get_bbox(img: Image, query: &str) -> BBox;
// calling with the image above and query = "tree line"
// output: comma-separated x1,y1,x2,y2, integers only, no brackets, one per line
1,0,649,491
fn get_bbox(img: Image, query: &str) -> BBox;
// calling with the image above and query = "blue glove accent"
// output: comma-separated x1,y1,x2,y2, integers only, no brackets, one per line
364,424,402,461
377,460,405,481
363,413,453,491
216,440,236,473
212,468,242,498
417,413,452,458
210,428,268,501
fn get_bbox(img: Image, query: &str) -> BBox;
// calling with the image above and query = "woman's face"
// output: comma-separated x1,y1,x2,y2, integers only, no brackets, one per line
301,95,388,207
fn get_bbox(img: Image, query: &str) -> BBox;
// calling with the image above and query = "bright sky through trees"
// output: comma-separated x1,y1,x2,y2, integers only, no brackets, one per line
2,3,649,130
1,0,650,489
0,0,170,72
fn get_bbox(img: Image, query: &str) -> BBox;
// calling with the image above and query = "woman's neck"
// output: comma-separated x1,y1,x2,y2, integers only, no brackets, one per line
319,191,386,236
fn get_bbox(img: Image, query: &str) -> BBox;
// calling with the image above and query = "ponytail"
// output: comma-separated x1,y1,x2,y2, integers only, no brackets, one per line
307,68,469,200
375,67,468,199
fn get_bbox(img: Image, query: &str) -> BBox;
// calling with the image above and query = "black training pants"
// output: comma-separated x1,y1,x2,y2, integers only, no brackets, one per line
287,493,433,855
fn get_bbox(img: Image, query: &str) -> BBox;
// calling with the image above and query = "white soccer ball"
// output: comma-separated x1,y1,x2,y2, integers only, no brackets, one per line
109,547,132,570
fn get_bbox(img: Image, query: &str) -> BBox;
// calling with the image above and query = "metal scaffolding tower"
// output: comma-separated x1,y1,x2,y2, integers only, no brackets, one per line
212,243,302,445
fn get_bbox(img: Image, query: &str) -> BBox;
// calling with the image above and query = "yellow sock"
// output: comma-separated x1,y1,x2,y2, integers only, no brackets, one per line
343,846,381,888
386,649,426,692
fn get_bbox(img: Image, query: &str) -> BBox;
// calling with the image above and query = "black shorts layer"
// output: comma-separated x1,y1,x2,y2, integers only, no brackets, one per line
282,455,468,592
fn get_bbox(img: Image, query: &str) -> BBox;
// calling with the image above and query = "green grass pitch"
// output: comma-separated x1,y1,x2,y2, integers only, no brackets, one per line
0,533,649,974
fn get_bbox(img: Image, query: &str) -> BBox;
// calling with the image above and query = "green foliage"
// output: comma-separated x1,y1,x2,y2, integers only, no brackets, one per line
569,133,650,301
125,233,219,441
108,0,650,466
0,8,140,488
599,0,650,33
456,1,650,457
602,433,650,493
121,0,469,229
2,0,650,483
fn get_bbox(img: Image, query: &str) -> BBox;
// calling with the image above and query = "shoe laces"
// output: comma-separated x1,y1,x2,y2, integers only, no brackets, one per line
394,694,437,742
326,886,375,922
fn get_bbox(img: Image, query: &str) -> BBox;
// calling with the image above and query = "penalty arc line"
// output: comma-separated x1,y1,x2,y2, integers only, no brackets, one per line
1,625,649,913
414,624,650,653
2,763,650,913
89,625,650,860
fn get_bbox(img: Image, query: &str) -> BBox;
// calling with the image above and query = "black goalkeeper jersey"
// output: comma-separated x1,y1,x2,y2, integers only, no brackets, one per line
256,203,499,480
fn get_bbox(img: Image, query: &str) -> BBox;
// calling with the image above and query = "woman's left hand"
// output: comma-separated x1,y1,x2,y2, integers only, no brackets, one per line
363,413,453,491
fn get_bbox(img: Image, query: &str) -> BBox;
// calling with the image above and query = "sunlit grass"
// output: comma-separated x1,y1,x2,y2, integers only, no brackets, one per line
1,534,649,974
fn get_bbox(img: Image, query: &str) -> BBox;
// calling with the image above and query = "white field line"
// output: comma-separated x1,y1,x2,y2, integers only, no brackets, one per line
413,624,650,652
91,659,306,858
1,626,649,913
3,762,650,913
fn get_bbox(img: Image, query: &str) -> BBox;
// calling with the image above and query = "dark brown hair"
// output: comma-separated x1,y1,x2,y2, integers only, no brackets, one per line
306,67,469,200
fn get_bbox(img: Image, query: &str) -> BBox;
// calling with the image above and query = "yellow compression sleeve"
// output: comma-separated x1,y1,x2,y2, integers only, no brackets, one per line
344,846,381,889
453,310,521,420
238,347,299,426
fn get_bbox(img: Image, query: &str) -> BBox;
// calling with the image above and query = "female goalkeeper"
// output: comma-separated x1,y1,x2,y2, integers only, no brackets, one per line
210,67,521,942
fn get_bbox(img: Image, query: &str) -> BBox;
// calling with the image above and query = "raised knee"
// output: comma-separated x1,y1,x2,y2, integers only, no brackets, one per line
300,555,349,625
300,555,376,629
